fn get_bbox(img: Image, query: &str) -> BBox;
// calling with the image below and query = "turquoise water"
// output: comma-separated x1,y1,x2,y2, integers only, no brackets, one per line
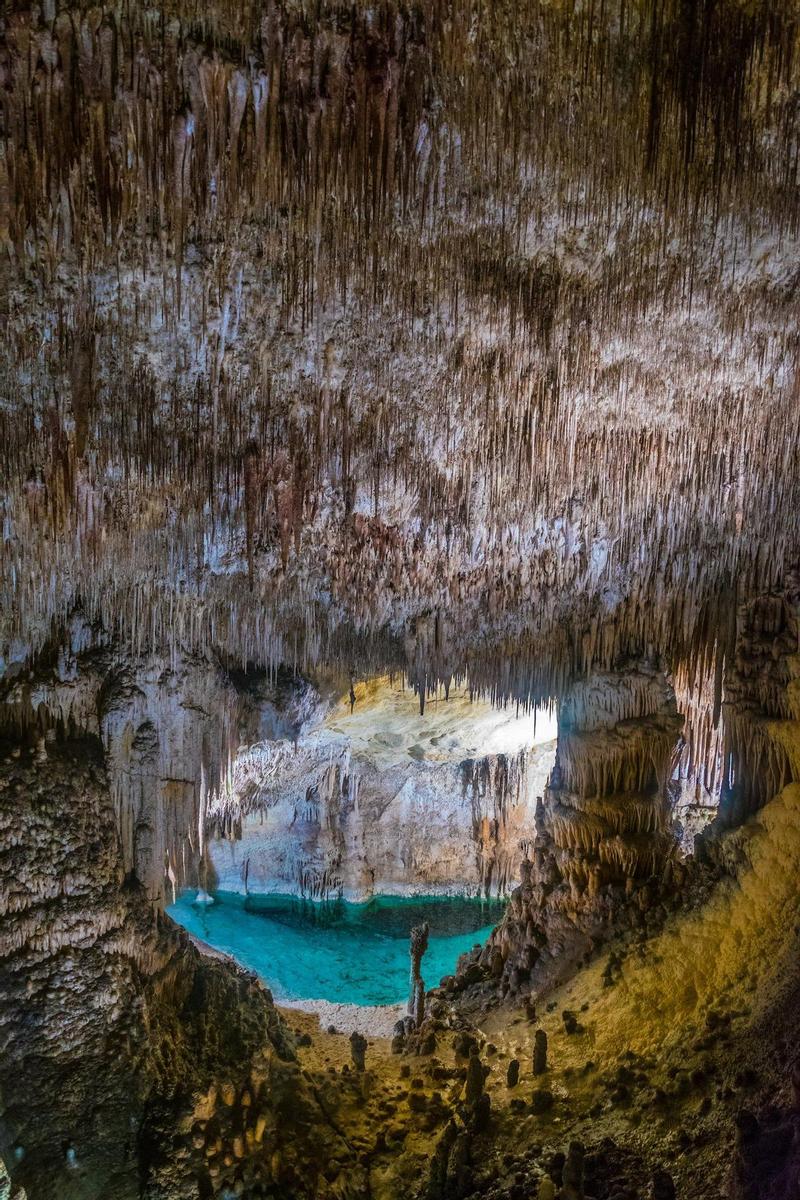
167,891,504,1006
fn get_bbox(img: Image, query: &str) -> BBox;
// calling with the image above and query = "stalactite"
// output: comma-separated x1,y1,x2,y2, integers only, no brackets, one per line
1,0,799,792
541,668,683,886
460,750,537,897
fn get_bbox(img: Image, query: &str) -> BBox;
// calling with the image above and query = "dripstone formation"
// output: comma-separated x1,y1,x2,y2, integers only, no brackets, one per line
477,666,686,997
2,1,800,1198
0,734,358,1200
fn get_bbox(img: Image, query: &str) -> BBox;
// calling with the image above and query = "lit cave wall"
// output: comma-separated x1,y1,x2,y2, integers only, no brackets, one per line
205,679,558,900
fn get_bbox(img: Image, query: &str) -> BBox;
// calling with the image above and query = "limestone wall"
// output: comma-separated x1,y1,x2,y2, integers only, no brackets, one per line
207,679,557,900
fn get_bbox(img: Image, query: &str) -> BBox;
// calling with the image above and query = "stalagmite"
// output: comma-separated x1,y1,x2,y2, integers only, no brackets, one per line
349,1031,367,1073
562,1142,585,1200
465,1049,487,1107
409,921,429,1028
533,1030,548,1076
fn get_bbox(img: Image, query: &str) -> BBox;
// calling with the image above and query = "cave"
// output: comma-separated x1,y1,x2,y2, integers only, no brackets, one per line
1,3,800,1200
168,677,555,1023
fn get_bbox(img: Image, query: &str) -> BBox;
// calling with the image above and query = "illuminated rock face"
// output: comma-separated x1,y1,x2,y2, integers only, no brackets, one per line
207,681,557,900
209,753,543,900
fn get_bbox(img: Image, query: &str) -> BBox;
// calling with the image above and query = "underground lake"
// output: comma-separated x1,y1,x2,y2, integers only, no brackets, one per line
167,891,506,1006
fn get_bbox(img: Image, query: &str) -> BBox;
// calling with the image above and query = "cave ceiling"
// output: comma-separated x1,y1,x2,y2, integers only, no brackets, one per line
1,0,799,705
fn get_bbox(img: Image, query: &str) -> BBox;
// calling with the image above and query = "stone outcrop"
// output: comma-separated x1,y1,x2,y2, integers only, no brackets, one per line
467,665,684,997
0,730,358,1200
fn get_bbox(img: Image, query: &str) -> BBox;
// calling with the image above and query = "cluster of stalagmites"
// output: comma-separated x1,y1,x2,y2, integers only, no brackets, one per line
403,929,800,1200
387,1002,683,1200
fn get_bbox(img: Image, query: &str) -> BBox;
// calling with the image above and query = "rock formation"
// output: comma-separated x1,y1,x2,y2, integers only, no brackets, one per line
0,729,358,1199
1,0,799,711
2,0,800,1197
466,665,684,997
206,679,556,901
409,921,430,1029
533,1030,548,1077
349,1031,368,1073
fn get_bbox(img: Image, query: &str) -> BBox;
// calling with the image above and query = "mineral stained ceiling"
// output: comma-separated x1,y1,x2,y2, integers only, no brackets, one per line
1,0,799,705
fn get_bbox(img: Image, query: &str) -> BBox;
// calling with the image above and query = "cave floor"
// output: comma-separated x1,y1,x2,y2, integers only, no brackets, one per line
271,858,800,1200
273,965,715,1199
